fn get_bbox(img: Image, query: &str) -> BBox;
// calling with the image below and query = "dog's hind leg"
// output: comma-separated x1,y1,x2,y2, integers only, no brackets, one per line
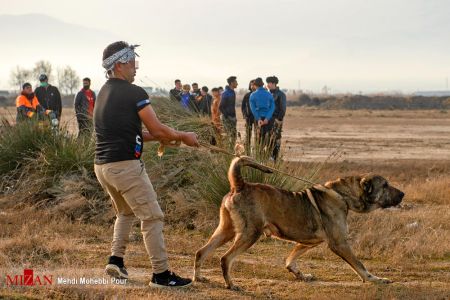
194,207,234,282
220,230,261,290
286,243,320,281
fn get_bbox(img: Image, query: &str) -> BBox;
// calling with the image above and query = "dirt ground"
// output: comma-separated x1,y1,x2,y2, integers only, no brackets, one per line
1,107,449,299
280,108,450,162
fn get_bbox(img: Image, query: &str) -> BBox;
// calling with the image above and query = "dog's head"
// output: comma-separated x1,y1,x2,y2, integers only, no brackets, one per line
325,175,404,213
359,175,404,210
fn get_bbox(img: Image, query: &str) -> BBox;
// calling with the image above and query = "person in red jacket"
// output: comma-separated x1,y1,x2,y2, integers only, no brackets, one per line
16,82,44,122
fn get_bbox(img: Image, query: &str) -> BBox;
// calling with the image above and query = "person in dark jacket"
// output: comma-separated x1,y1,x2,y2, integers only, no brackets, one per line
266,75,287,160
241,79,256,152
250,77,275,145
191,83,202,111
74,77,96,137
198,86,212,116
219,76,238,145
191,83,201,100
169,79,182,102
35,74,62,121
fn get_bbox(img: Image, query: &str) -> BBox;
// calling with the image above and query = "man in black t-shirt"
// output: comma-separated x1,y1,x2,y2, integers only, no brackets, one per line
94,41,198,288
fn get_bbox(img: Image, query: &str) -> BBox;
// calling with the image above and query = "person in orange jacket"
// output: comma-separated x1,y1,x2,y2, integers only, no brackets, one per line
210,87,223,145
16,82,44,122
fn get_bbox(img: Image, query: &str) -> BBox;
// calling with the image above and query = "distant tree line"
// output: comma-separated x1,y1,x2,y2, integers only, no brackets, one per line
9,60,80,95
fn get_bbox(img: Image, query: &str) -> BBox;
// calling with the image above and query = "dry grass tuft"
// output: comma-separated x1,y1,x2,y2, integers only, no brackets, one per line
404,176,450,205
348,205,450,262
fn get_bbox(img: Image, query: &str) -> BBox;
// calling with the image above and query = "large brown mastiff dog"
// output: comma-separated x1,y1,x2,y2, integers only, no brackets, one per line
193,156,404,290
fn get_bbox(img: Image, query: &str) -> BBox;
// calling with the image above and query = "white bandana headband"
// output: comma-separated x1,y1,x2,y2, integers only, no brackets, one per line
102,44,140,72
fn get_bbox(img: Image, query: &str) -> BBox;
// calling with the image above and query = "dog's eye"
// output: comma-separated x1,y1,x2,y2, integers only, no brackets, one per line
383,182,388,188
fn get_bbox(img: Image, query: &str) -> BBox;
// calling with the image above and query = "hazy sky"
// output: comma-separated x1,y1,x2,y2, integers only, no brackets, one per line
1,0,449,93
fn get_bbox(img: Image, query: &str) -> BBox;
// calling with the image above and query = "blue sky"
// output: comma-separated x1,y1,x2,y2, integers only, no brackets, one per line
0,0,449,93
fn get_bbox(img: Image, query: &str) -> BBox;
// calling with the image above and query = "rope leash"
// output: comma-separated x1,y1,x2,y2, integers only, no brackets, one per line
198,141,318,186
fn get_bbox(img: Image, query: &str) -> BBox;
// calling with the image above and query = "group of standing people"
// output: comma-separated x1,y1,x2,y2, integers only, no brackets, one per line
169,80,220,115
170,75,286,159
15,74,62,126
15,74,96,137
242,76,286,159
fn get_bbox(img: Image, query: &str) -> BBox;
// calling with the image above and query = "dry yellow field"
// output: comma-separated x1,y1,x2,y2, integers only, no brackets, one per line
1,107,449,299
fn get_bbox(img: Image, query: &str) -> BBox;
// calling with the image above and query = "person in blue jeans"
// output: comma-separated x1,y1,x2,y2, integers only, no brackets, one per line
249,77,275,145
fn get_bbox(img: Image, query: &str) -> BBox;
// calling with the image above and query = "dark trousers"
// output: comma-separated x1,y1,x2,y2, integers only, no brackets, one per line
77,118,92,137
272,121,283,160
255,119,274,146
244,120,253,154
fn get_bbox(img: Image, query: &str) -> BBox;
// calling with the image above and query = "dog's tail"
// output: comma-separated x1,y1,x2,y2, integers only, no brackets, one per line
228,156,273,192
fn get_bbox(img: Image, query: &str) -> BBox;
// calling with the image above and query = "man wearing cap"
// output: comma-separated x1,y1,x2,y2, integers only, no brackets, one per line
74,77,96,137
266,76,286,160
35,74,62,121
16,82,44,122
94,41,198,288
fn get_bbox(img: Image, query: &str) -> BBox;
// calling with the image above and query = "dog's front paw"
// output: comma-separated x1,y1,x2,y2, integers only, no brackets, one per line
375,277,392,284
367,274,392,284
226,284,242,291
290,270,316,282
301,273,316,282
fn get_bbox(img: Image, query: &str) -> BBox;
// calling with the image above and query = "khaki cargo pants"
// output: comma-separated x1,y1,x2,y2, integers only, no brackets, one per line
94,159,168,273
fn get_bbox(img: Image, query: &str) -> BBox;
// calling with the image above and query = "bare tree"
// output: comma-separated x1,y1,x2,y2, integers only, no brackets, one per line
57,67,65,94
33,60,53,82
57,66,80,95
9,66,32,91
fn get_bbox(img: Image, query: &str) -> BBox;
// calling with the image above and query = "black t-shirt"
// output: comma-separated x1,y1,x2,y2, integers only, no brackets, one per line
94,78,150,164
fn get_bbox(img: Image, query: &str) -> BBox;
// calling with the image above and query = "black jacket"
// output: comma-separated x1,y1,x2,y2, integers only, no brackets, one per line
170,88,182,102
270,88,287,121
219,86,236,118
35,85,62,119
241,91,254,123
198,94,212,115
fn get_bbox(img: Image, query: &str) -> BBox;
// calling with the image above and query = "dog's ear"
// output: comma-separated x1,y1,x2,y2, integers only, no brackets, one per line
360,177,373,195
